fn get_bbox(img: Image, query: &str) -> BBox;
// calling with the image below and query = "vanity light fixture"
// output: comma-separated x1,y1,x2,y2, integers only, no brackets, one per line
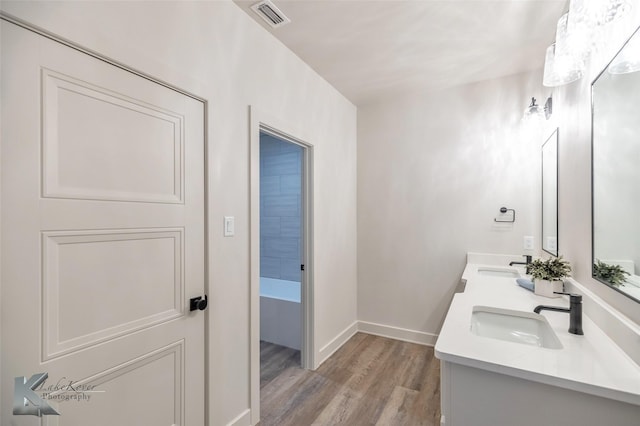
523,97,544,122
543,0,632,87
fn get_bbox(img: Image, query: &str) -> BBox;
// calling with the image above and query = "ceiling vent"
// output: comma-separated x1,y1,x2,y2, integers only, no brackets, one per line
251,0,291,29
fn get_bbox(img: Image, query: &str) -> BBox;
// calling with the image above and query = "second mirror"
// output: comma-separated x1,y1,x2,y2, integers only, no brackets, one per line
542,128,559,256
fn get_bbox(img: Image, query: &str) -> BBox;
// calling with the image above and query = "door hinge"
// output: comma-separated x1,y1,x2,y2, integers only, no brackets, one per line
301,264,305,271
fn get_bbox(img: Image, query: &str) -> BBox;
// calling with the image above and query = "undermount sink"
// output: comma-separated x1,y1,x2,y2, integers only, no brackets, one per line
470,306,563,349
477,267,520,278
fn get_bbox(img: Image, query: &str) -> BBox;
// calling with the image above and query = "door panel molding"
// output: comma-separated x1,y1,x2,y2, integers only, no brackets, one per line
41,228,184,361
41,340,185,426
42,68,185,204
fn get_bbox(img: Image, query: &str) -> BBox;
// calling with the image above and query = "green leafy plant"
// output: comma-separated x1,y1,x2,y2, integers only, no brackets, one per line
528,256,571,281
593,260,629,287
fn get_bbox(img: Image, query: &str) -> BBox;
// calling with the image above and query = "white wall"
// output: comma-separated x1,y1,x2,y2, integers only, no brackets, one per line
0,1,358,425
357,11,640,337
358,71,546,339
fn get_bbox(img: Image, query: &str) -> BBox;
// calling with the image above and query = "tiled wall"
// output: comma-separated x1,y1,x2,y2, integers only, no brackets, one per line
260,133,302,282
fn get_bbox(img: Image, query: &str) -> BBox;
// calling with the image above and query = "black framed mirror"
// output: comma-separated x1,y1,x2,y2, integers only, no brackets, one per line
592,26,640,303
542,128,559,257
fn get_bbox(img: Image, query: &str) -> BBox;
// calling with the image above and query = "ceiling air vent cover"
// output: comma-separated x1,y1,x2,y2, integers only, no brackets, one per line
251,0,291,29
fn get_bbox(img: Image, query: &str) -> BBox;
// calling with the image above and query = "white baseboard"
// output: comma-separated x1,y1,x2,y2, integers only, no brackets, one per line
316,320,358,367
226,408,251,426
358,321,438,346
316,320,437,369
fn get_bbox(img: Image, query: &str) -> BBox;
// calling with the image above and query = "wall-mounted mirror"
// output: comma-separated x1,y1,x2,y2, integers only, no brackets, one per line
592,26,640,303
542,129,559,257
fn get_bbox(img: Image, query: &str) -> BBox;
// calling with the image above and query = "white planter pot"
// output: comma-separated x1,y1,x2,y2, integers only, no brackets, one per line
534,279,564,298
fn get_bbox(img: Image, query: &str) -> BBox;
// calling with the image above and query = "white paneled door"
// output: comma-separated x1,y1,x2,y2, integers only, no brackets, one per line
1,21,206,425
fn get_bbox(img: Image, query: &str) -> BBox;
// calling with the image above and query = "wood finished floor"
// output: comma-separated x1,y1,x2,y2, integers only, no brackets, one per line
261,340,301,389
259,333,441,426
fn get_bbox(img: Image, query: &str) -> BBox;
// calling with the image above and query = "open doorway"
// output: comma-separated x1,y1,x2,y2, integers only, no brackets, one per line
249,110,314,423
259,132,304,385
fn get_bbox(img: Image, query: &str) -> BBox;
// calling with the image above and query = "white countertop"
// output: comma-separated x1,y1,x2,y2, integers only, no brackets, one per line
434,259,640,406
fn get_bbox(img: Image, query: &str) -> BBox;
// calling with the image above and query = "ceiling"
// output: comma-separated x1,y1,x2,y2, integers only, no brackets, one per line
234,0,567,105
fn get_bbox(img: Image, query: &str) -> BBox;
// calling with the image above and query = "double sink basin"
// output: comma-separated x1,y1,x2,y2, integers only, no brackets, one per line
471,306,563,349
470,266,563,349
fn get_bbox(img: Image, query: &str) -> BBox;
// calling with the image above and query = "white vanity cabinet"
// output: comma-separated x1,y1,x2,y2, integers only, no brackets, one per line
440,360,639,426
435,254,640,426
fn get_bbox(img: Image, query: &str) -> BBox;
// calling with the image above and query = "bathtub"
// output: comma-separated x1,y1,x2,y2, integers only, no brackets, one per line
260,277,301,350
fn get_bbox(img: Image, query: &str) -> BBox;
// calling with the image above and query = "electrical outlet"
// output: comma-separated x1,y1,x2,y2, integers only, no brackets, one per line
523,235,534,250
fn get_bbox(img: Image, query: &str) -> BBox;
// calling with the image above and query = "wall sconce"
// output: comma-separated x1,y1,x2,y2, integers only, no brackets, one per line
543,0,632,87
544,96,553,119
523,97,544,122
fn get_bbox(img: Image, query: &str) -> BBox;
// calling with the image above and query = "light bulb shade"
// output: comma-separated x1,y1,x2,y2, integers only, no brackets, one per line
567,0,595,60
543,45,562,87
594,0,631,26
542,2,634,86
569,0,631,27
564,1,633,62
552,14,585,85
543,44,583,87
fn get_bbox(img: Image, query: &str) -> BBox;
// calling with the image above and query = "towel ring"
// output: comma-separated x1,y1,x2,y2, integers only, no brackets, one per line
494,207,515,223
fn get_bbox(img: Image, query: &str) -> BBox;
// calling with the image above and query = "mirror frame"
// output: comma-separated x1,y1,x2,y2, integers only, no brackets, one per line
541,128,559,257
591,26,640,303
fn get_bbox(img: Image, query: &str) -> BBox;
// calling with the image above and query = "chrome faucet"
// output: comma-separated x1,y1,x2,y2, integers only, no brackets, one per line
509,255,532,273
534,292,584,335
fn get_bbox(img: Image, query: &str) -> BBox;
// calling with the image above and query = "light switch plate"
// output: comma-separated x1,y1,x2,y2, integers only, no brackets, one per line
224,216,235,237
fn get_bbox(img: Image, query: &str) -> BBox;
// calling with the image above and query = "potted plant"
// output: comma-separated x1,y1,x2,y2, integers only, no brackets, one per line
528,256,571,298
593,260,629,287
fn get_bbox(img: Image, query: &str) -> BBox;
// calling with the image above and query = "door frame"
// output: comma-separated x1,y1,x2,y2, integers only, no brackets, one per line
0,13,211,424
249,106,315,425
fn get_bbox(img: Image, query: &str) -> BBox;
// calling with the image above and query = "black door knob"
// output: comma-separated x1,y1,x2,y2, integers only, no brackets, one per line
190,295,208,312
